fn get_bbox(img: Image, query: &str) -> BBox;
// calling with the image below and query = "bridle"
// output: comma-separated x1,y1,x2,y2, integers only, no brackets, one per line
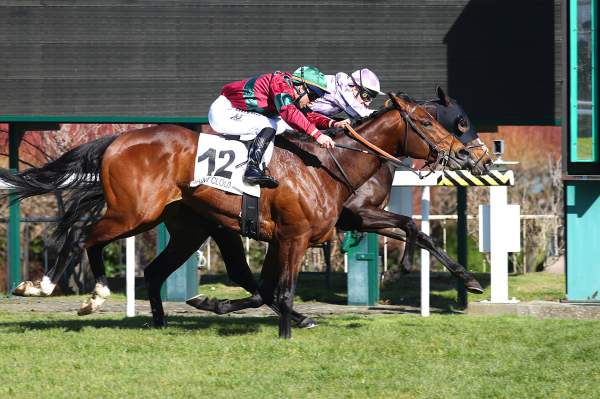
396,106,459,176
328,95,470,192
351,95,467,175
418,99,491,172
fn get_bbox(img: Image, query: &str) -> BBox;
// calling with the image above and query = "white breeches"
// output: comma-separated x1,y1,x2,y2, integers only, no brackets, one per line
208,95,291,138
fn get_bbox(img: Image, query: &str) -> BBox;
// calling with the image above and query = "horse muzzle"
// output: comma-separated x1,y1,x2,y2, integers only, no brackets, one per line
450,149,473,171
454,149,492,175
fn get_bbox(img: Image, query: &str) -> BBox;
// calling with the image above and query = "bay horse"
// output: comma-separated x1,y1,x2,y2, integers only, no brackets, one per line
3,93,480,338
185,88,492,324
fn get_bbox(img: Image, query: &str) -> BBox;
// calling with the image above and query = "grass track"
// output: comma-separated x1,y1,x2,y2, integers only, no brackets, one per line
1,311,598,398
198,272,566,307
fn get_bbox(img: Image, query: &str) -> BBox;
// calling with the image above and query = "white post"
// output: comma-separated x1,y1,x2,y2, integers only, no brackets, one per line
207,238,211,271
421,187,430,317
383,236,388,272
489,186,509,303
126,236,136,317
344,252,348,273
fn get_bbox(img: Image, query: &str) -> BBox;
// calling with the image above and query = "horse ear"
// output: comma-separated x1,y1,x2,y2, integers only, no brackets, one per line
437,86,451,106
388,92,409,111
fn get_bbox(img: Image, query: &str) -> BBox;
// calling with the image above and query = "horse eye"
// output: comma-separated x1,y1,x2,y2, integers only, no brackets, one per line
457,118,469,134
422,120,432,127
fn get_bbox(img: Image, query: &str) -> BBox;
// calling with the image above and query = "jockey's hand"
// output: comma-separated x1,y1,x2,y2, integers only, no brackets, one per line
316,134,335,149
333,119,352,130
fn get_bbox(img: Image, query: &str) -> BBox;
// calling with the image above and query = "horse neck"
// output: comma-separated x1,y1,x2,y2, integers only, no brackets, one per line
334,111,406,189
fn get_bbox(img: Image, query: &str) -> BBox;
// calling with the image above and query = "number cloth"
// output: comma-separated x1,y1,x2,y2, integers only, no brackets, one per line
209,72,334,139
310,72,377,119
190,133,274,197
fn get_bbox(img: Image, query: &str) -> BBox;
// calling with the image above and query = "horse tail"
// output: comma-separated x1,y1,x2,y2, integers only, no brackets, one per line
0,135,118,282
0,135,117,202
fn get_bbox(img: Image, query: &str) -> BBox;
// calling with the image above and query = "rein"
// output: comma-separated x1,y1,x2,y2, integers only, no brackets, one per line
332,104,459,179
345,125,404,164
333,142,405,167
325,94,474,192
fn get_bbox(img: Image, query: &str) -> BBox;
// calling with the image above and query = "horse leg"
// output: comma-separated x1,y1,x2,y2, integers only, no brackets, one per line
186,244,304,319
369,227,483,294
413,231,483,293
258,235,309,339
211,227,260,293
204,227,316,328
77,244,111,316
187,237,285,319
13,226,86,297
352,207,418,273
140,210,210,328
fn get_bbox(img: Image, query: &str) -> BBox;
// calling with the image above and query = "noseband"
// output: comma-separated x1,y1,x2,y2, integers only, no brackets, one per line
418,99,490,172
393,104,463,176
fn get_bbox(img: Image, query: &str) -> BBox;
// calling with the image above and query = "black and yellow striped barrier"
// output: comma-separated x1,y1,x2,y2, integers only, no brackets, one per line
436,170,514,186
392,170,514,187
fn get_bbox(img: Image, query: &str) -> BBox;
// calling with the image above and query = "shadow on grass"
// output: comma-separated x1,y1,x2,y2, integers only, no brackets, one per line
380,272,491,310
0,315,278,336
0,313,376,336
295,271,490,310
112,271,491,311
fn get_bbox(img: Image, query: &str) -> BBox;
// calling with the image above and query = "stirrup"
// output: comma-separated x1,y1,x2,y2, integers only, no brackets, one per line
244,173,279,188
244,163,278,188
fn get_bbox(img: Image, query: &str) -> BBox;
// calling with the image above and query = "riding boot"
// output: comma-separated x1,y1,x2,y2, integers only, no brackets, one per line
244,127,279,188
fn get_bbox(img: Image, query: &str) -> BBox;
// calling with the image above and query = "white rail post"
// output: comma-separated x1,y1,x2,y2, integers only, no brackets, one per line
421,187,430,317
480,185,520,303
489,186,508,302
126,236,136,317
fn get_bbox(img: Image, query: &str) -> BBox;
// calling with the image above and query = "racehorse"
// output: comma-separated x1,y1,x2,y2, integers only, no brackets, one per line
186,88,492,324
72,86,490,325
3,93,482,338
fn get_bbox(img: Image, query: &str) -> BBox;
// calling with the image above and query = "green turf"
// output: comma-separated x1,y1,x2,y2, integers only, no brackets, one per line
196,271,566,309
0,312,598,398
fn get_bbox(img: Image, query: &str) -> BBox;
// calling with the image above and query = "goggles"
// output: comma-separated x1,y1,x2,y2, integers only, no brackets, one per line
357,86,379,103
305,84,326,101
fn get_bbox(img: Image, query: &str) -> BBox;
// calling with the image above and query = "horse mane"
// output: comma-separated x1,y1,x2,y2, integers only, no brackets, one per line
352,103,395,128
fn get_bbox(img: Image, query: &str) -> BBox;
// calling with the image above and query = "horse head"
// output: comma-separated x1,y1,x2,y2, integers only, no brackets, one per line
387,92,473,171
421,87,493,174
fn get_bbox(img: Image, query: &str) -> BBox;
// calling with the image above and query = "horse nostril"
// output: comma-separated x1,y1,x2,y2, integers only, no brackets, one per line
456,149,470,160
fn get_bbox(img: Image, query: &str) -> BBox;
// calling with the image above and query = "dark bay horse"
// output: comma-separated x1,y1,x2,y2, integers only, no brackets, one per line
85,87,492,327
4,93,480,338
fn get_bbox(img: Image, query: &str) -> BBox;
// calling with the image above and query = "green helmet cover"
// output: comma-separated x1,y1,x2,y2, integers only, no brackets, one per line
292,66,329,93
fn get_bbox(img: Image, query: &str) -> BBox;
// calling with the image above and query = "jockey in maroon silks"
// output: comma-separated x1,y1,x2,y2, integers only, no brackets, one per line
209,65,350,188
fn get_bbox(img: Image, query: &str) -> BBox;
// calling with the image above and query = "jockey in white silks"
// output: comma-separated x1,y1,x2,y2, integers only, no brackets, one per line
310,68,382,120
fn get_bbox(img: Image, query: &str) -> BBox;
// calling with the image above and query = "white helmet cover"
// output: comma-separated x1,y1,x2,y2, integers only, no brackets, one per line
351,68,381,94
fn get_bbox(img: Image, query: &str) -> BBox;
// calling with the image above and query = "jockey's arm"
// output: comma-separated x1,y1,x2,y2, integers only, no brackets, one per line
304,110,336,129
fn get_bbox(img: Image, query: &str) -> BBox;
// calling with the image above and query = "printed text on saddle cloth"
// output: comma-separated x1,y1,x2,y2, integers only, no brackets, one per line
190,133,274,197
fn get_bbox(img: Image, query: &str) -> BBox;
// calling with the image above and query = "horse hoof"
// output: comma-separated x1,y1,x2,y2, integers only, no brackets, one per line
77,305,93,316
93,282,111,299
296,317,318,329
466,280,484,294
77,293,106,316
152,321,167,329
186,294,208,310
12,281,42,297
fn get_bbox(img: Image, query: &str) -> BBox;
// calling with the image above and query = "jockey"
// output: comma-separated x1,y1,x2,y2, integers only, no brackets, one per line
310,68,382,120
208,66,346,188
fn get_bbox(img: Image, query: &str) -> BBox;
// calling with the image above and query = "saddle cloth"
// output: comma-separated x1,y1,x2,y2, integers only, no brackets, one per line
190,133,274,198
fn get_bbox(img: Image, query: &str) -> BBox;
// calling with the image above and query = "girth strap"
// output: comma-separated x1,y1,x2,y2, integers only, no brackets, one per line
326,148,356,195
